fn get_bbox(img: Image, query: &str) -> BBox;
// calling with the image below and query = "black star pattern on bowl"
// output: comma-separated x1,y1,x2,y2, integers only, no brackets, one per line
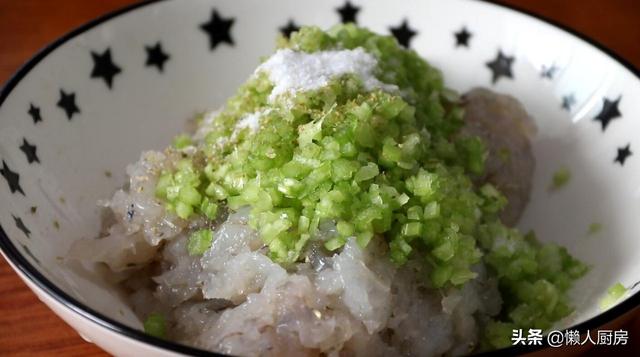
145,42,170,73
541,64,559,79
336,1,360,24
594,97,622,131
13,215,31,238
200,9,234,50
90,48,122,89
28,103,42,124
614,144,632,165
279,20,300,39
19,139,39,164
390,19,417,48
0,160,24,195
486,50,515,84
57,89,80,120
562,94,576,111
454,27,472,48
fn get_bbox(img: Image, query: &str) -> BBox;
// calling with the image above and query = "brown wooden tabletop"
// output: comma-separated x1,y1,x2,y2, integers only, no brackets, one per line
1,0,640,356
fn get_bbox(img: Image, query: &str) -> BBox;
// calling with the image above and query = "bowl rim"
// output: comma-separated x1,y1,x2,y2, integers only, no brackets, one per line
0,0,639,355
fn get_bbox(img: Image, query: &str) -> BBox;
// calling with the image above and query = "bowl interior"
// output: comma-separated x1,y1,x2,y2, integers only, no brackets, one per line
1,0,639,340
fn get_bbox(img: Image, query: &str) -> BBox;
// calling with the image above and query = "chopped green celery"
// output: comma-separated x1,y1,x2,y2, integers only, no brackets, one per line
396,193,410,206
480,183,507,214
450,268,477,285
143,313,166,338
354,162,379,182
381,138,403,166
172,134,192,149
401,222,422,237
406,206,422,220
587,222,602,235
390,237,412,264
325,236,347,251
175,201,193,220
483,321,515,349
550,167,571,190
205,182,228,200
200,198,218,220
298,215,310,233
457,136,487,176
331,159,359,181
600,282,628,310
150,25,587,338
179,186,202,206
336,220,355,237
277,178,303,197
407,169,437,198
431,265,453,288
298,118,324,146
477,221,588,348
356,231,373,247
187,229,214,256
423,201,440,219
433,241,455,261
155,172,173,199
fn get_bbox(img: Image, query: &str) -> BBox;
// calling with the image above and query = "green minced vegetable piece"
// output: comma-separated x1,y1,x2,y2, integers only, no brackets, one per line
478,224,588,348
173,134,192,149
599,282,628,310
550,167,571,190
153,24,587,348
497,147,511,164
200,198,219,220
143,313,166,338
187,229,214,256
587,222,602,235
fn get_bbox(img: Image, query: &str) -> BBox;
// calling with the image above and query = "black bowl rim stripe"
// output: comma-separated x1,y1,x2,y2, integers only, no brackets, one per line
0,0,638,356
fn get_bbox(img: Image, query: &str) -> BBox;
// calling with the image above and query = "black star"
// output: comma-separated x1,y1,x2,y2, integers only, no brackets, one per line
614,144,632,166
279,19,300,39
57,90,80,120
13,215,31,238
541,64,558,79
561,94,576,111
454,26,472,47
90,48,122,89
594,97,622,131
486,50,515,84
28,103,42,124
390,20,417,48
336,1,360,24
145,42,170,72
200,9,234,50
20,138,39,164
0,160,24,195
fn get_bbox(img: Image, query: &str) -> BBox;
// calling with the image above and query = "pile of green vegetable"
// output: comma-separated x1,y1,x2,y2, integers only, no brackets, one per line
153,24,587,348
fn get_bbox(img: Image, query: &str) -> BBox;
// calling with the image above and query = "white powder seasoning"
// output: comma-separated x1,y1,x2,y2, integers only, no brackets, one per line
231,109,271,138
256,47,398,101
235,111,263,133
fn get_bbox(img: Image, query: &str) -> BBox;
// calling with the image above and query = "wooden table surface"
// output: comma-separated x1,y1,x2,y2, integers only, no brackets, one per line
1,0,639,356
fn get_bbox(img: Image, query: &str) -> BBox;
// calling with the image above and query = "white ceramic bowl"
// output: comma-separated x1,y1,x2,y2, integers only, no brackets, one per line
1,0,640,355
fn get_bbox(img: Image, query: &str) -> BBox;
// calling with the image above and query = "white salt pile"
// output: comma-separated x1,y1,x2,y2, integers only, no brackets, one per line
256,47,398,101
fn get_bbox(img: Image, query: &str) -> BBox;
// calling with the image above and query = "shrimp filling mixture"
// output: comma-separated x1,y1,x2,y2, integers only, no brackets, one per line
71,25,587,356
